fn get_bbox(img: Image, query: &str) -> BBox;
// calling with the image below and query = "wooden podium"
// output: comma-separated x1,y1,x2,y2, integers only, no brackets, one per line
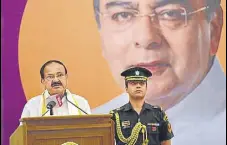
10,115,115,145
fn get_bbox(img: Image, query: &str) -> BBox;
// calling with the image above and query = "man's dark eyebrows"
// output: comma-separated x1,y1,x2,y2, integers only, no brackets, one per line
154,0,189,8
105,1,139,10
47,72,62,75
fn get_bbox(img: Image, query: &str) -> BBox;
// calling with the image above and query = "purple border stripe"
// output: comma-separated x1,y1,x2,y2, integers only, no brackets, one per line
2,0,27,144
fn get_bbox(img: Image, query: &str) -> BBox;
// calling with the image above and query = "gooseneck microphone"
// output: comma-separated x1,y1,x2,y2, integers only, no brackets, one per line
41,92,88,116
47,101,56,115
42,101,56,116
47,101,56,109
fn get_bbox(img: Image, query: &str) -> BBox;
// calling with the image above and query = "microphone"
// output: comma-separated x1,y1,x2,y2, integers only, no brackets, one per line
42,101,56,116
47,101,56,116
42,94,61,117
47,101,56,109
65,96,88,115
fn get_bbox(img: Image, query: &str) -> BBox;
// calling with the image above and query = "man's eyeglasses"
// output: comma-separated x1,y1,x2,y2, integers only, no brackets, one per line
97,6,210,32
45,73,66,81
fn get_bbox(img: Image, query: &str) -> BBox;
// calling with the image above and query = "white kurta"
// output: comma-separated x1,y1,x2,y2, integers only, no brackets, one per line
92,58,226,145
21,89,91,120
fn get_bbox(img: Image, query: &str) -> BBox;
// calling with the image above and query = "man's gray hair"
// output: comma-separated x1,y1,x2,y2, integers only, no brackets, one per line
93,0,221,28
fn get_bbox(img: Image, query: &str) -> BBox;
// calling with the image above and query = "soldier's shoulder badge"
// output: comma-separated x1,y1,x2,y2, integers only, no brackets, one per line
167,123,172,133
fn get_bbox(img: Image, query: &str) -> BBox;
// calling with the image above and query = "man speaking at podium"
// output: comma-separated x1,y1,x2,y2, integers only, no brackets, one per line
20,60,91,119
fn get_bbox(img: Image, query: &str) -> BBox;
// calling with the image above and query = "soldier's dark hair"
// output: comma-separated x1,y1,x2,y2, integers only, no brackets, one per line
40,60,68,79
93,0,221,28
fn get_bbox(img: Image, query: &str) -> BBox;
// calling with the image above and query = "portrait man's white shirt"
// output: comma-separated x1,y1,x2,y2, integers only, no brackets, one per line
92,58,226,145
21,89,91,119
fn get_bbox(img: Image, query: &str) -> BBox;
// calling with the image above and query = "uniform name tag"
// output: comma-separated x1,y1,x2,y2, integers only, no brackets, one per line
147,123,159,132
147,123,160,126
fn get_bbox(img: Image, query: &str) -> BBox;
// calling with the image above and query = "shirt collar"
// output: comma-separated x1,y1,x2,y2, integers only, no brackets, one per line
143,102,153,110
43,89,69,103
122,102,133,111
123,101,153,111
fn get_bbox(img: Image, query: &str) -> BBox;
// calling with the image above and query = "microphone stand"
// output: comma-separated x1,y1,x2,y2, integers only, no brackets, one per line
65,95,88,115
42,110,49,117
41,108,54,116
50,108,54,115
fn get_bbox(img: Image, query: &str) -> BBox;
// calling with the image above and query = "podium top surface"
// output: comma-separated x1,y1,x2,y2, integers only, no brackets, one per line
20,114,112,122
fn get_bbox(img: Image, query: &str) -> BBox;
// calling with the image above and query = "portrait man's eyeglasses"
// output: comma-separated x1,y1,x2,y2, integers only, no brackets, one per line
97,6,210,32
